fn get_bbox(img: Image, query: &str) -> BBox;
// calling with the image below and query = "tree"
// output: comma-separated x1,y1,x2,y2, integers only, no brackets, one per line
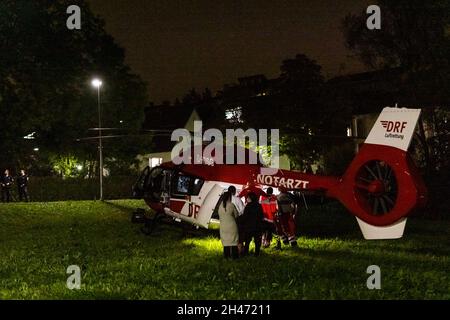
279,54,324,93
342,0,450,103
0,0,149,175
216,54,350,171
182,88,203,106
276,54,348,170
342,0,450,173
342,0,450,70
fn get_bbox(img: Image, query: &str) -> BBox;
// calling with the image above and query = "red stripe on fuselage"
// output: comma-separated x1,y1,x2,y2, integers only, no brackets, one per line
169,199,186,213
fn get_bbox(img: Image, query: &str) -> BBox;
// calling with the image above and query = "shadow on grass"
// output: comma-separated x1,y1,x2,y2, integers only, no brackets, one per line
102,200,144,215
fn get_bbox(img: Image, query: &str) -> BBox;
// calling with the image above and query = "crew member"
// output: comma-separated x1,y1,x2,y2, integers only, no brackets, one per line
238,182,266,200
239,192,264,256
17,169,29,202
276,187,298,247
228,185,245,255
260,187,278,248
1,169,14,203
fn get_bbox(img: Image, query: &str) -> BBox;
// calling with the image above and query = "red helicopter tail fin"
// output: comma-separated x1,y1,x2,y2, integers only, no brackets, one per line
333,107,427,239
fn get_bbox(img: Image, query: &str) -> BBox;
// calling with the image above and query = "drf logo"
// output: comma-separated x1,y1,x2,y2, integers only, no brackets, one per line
188,203,200,218
381,121,407,133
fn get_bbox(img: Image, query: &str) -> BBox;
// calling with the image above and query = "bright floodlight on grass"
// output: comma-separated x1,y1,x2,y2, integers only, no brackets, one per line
91,78,102,88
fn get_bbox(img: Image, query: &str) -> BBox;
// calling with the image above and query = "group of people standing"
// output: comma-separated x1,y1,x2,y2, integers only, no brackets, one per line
218,185,298,259
1,169,30,202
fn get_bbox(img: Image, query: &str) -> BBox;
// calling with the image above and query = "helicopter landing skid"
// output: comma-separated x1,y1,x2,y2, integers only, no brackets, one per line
140,211,165,235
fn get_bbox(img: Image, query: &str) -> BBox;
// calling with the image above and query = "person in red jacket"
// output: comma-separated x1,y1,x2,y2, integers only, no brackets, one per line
260,187,278,248
238,182,266,200
276,187,298,247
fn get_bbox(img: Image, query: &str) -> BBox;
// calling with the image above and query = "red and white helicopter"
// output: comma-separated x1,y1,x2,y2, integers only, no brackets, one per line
133,107,427,240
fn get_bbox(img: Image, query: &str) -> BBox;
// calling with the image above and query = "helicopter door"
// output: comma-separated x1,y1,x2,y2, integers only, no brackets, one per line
160,170,172,205
132,166,150,199
195,184,223,228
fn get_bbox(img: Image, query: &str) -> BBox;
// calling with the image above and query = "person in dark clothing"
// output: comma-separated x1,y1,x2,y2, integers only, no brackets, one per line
239,192,264,256
260,187,278,248
17,170,29,202
1,169,14,202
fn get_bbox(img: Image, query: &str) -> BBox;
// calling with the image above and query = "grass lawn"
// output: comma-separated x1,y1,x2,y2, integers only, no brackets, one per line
0,199,448,299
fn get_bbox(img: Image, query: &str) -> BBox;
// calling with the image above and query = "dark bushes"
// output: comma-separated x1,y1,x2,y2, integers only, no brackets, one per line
21,176,137,202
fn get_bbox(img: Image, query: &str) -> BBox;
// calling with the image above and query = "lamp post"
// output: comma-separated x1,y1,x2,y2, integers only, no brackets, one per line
91,78,103,200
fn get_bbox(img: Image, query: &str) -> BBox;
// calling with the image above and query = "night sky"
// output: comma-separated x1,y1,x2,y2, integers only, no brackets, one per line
88,0,372,104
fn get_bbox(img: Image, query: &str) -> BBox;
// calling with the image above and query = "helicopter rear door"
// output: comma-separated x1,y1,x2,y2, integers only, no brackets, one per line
163,180,223,229
195,184,223,228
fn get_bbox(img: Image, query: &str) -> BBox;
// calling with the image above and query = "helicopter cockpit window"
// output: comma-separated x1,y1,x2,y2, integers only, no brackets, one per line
172,174,204,196
192,178,204,195
176,175,191,194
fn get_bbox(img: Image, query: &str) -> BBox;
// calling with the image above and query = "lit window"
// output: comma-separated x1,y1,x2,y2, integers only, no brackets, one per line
150,157,163,168
347,127,352,137
24,132,36,140
225,106,243,124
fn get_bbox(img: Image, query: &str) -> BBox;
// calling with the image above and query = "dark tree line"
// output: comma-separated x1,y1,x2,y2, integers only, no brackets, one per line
0,0,150,177
342,0,450,176
152,0,450,184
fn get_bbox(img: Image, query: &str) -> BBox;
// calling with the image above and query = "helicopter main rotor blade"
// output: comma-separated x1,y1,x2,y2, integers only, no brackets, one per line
76,133,172,141
88,128,174,133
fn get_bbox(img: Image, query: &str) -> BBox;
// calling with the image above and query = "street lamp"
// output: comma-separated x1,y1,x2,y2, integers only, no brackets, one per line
91,78,104,200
